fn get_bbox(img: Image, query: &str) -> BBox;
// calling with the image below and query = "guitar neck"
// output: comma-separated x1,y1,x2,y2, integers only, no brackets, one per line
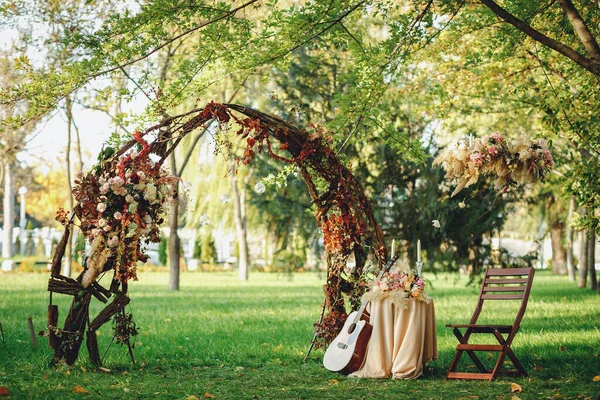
353,254,399,321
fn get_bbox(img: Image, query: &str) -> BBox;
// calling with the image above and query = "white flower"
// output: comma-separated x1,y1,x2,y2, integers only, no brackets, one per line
98,218,107,228
144,214,152,224
432,220,441,229
458,201,466,209
126,194,134,203
137,171,146,180
96,203,107,213
114,211,123,220
109,176,125,187
128,201,138,213
144,184,157,203
100,183,110,194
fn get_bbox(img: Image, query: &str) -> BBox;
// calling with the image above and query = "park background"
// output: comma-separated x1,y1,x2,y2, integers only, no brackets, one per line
1,0,600,399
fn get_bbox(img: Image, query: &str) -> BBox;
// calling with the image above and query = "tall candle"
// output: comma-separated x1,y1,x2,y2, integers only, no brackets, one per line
391,239,395,259
417,239,421,263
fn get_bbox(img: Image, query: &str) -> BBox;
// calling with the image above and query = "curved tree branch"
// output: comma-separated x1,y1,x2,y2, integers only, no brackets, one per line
557,0,600,60
479,0,600,77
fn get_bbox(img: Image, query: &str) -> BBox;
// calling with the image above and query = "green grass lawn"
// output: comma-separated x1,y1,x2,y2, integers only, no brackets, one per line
0,270,598,399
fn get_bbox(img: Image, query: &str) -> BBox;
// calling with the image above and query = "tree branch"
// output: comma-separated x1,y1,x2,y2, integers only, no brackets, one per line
479,0,600,77
557,0,600,60
93,0,260,78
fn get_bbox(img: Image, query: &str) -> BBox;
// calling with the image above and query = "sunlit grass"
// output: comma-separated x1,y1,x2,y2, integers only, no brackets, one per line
0,270,598,399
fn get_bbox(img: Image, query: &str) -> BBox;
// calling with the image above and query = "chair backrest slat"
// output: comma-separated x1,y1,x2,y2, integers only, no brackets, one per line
483,286,526,293
469,267,535,329
481,293,524,300
485,278,528,284
485,268,531,276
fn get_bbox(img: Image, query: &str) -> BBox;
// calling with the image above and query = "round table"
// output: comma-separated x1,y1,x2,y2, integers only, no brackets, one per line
349,297,437,379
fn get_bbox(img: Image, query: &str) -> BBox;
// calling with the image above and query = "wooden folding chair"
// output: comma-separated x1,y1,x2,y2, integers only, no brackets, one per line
446,267,535,381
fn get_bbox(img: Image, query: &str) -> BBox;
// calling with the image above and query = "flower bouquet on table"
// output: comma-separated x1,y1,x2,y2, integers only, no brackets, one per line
64,131,180,288
363,266,430,309
433,132,554,197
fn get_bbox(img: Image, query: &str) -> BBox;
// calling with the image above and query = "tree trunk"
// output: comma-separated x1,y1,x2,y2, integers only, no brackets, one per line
64,97,74,277
578,210,588,288
2,162,14,258
168,151,180,291
566,198,576,281
231,163,249,281
549,220,567,275
588,228,597,291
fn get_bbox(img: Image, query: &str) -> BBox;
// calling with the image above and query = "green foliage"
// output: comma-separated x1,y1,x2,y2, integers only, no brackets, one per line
192,237,202,260
35,236,45,258
158,236,168,266
200,230,217,264
0,272,598,398
13,236,21,255
72,233,85,263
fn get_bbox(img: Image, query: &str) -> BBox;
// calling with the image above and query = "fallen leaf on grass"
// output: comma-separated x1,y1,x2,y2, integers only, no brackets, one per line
72,385,88,394
0,386,9,397
328,379,339,385
186,396,199,400
204,392,215,398
510,396,521,400
510,382,523,393
593,376,600,382
98,367,111,373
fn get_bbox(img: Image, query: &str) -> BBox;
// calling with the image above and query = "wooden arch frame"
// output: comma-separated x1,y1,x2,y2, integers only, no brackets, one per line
47,102,387,366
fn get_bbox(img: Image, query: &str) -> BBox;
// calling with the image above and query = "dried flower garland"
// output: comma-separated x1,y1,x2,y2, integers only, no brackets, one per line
66,132,179,287
434,132,554,197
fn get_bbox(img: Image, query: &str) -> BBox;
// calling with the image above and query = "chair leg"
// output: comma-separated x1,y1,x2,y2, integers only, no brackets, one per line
492,330,527,377
453,328,487,373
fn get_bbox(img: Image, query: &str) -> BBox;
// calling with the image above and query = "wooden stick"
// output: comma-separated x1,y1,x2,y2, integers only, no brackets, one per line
27,317,37,349
304,299,327,362
47,305,59,350
89,294,130,331
86,330,102,367
0,321,5,345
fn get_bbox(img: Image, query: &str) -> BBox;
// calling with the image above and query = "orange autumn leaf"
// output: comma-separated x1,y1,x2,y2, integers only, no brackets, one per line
328,379,339,385
204,392,216,399
593,376,600,382
72,385,89,394
510,382,523,393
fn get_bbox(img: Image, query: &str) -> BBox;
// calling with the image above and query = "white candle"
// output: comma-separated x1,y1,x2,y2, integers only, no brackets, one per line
417,239,421,263
391,239,395,259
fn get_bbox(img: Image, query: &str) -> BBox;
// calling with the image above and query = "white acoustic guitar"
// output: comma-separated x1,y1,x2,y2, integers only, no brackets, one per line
323,254,399,373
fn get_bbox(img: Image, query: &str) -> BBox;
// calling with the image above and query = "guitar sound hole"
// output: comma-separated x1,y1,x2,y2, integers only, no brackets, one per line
347,323,356,334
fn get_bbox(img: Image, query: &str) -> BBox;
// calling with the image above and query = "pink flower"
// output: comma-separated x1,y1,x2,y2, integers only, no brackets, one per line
487,146,498,155
100,183,110,194
470,152,484,165
107,236,119,247
491,132,503,144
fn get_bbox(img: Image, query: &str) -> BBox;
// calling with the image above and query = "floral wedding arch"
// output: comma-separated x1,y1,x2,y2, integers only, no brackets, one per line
46,102,387,366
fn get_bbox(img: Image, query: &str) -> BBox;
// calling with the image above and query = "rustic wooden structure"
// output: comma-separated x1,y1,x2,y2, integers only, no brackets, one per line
47,102,387,366
446,267,535,380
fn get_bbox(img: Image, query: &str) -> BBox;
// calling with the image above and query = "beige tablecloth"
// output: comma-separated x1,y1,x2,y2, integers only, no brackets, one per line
349,297,437,379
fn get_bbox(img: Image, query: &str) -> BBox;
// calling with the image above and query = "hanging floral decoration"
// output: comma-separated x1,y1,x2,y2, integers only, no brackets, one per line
67,132,179,287
433,132,554,197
